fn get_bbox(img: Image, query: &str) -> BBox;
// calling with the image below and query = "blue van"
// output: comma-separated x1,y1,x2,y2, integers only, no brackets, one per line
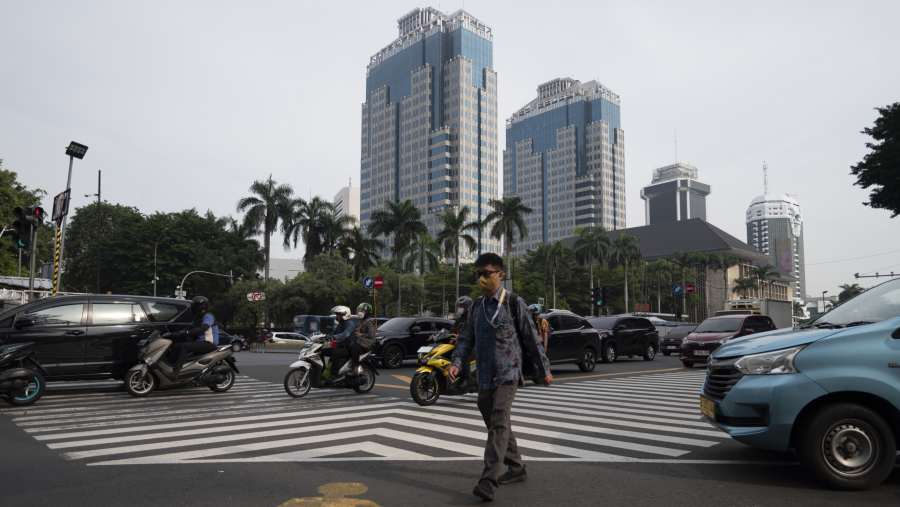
702,277,900,490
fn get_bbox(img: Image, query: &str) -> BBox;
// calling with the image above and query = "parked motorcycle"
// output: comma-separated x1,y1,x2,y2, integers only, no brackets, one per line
283,334,378,398
124,331,239,397
0,342,47,406
410,329,477,406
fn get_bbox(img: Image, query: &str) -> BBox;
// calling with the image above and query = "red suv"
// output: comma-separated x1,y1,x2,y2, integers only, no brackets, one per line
679,314,775,368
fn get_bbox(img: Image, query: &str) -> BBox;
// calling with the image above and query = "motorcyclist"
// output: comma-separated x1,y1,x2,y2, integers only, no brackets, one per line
528,303,550,352
348,303,378,372
328,305,358,378
172,296,219,374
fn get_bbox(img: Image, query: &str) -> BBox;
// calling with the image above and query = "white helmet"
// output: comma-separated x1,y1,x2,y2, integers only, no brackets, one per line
330,305,352,320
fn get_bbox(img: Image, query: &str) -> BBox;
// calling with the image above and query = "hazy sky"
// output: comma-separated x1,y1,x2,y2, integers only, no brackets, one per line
2,0,899,297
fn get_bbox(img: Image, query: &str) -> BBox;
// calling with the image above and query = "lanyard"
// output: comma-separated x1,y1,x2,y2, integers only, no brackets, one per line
482,288,506,329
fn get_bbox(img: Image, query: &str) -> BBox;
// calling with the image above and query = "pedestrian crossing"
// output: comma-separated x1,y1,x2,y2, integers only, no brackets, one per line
0,370,725,465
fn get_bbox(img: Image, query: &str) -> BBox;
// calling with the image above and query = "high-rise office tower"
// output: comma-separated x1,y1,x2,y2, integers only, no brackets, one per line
640,162,711,225
746,192,806,302
333,180,360,224
504,78,625,254
360,7,499,258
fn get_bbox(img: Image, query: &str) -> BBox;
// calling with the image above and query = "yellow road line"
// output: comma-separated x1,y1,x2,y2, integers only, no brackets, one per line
552,367,685,383
378,384,409,390
391,374,413,383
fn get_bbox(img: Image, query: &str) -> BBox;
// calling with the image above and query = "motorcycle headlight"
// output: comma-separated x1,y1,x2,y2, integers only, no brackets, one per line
734,346,804,375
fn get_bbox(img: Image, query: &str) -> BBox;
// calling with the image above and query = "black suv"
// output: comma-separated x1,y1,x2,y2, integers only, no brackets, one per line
0,295,193,380
543,311,603,372
587,316,660,363
374,317,453,368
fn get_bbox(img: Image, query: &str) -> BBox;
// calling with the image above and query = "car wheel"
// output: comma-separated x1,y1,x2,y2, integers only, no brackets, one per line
643,344,657,361
681,360,693,368
799,403,896,490
381,345,404,369
601,343,617,363
578,347,597,372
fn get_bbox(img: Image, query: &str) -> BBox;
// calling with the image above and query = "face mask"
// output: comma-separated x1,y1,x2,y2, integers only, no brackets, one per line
478,276,493,292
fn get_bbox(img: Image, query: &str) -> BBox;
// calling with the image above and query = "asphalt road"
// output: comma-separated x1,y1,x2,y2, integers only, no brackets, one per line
1,352,897,506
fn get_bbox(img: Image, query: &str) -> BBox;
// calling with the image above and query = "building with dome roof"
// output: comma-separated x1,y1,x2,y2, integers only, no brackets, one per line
745,193,806,302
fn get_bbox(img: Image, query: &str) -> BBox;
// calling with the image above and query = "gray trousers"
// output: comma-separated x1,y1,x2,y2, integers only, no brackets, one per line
477,383,524,485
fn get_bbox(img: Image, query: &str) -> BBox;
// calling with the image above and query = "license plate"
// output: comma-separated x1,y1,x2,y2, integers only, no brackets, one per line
694,350,710,356
665,346,679,350
699,395,716,419
416,346,433,354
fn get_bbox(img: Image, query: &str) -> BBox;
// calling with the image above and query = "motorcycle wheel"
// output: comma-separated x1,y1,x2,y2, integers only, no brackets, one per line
4,372,45,406
410,371,440,406
353,366,376,394
284,367,312,398
209,369,236,392
125,369,157,397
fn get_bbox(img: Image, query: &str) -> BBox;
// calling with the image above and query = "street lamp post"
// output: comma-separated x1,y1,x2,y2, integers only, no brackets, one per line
821,290,828,313
175,270,235,299
84,169,101,293
56,141,88,292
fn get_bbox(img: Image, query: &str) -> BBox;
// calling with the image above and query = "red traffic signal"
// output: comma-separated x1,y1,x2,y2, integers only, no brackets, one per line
32,207,45,223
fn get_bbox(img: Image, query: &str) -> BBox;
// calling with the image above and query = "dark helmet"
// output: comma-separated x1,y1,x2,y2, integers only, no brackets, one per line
191,296,210,316
455,296,473,318
356,302,373,316
528,303,543,315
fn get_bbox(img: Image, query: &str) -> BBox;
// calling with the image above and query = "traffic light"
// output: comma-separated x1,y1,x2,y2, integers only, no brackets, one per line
11,207,31,249
592,287,606,307
32,207,45,224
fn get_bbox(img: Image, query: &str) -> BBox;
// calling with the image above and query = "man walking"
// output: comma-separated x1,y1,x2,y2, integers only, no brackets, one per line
449,253,552,502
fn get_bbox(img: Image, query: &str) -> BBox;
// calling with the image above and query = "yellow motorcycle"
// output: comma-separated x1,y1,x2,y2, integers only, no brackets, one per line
410,329,477,406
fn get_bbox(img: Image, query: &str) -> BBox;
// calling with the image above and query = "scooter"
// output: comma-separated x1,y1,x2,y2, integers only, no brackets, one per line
0,342,47,406
124,331,239,397
283,334,378,398
409,329,478,406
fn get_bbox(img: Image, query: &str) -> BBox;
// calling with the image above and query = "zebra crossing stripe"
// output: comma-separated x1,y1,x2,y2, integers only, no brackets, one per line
551,384,700,401
510,391,699,414
511,388,697,409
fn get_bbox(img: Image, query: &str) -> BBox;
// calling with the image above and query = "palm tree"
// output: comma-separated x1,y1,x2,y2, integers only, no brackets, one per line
368,200,427,270
283,196,334,265
401,232,442,315
710,253,742,306
340,226,383,280
645,259,672,313
236,175,294,285
609,234,641,312
574,227,610,316
436,206,479,302
838,283,864,303
753,264,780,299
543,241,565,309
320,208,355,253
733,277,757,298
483,196,533,288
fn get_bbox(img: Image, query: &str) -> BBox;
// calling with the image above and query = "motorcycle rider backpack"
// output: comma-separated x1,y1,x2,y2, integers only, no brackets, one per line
353,318,378,351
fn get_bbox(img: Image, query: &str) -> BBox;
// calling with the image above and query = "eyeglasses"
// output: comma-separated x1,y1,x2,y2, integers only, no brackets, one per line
475,269,502,279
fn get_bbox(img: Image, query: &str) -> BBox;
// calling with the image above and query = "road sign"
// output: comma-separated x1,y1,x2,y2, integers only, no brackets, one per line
672,283,684,297
685,282,696,294
174,289,187,299
246,291,266,302
374,275,384,289
363,277,374,289
634,303,651,313
52,190,71,223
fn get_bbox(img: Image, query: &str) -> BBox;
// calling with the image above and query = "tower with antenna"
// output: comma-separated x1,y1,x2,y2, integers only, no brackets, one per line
745,162,807,303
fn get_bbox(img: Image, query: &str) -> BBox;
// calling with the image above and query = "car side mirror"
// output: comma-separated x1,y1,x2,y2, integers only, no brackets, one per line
410,326,422,334
14,317,35,330
893,328,900,339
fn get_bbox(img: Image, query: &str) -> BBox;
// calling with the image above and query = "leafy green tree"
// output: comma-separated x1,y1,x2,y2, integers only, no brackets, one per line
752,264,780,299
851,102,900,217
368,200,427,270
436,206,478,302
0,162,51,277
733,277,756,298
483,196,532,287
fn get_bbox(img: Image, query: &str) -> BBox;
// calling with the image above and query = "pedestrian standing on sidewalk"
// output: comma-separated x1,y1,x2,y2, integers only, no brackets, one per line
528,304,551,352
448,252,553,502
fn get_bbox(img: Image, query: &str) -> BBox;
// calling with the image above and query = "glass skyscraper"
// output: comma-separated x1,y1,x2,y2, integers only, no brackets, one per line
360,7,499,257
504,78,625,254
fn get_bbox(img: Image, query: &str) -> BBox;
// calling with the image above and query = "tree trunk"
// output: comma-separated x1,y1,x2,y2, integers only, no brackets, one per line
505,236,513,291
623,259,630,313
589,262,595,317
263,228,271,327
455,245,460,304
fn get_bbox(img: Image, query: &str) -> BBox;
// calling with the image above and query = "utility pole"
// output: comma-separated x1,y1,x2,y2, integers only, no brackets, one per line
28,224,38,293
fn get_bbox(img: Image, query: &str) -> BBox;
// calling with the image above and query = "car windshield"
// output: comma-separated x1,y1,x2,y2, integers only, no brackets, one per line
588,317,619,330
694,318,743,333
812,278,900,327
378,317,416,333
